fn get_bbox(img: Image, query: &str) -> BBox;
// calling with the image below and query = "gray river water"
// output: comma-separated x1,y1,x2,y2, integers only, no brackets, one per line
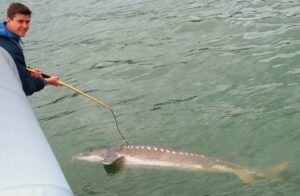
1,0,300,195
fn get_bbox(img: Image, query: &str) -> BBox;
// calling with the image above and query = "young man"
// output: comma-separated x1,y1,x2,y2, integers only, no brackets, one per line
0,2,61,96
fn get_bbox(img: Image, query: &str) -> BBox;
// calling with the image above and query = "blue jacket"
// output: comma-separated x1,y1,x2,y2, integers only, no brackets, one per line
0,21,46,96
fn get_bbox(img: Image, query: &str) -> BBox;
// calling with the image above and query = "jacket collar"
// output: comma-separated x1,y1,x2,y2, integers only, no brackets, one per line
0,21,23,46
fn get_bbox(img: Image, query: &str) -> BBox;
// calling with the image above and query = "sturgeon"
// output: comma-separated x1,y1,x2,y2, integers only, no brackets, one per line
74,144,289,183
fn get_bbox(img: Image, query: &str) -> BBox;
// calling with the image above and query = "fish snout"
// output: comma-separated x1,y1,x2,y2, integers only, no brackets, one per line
73,151,104,163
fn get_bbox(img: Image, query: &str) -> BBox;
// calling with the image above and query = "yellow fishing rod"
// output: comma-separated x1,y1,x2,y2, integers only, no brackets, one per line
27,67,129,145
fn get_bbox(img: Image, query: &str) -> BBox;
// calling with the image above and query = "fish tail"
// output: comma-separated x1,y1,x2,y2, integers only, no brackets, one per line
234,170,256,183
257,161,291,182
235,161,291,183
213,165,256,183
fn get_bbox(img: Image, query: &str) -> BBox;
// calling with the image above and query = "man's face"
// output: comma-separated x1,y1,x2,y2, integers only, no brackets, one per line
6,14,31,37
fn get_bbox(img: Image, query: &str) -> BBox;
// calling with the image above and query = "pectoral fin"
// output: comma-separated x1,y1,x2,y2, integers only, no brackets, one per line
103,154,123,165
101,147,124,165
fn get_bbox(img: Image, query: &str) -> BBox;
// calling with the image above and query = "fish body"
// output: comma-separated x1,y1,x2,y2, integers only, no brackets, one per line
74,144,289,183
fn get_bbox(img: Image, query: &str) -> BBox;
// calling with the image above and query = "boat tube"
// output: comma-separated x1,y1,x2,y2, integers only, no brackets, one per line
0,48,74,196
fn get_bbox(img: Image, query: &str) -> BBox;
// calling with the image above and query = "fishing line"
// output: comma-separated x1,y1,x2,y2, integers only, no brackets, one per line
26,67,129,145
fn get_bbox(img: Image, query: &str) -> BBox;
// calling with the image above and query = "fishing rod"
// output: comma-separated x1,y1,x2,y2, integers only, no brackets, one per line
26,67,129,145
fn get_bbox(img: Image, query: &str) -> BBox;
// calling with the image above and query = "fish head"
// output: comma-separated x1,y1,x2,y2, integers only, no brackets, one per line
73,148,112,163
73,146,122,164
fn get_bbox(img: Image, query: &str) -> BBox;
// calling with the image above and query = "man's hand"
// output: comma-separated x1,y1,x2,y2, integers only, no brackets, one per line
30,68,43,78
27,67,62,86
45,76,63,86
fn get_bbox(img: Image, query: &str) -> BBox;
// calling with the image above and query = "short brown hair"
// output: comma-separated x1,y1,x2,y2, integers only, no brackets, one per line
7,3,32,19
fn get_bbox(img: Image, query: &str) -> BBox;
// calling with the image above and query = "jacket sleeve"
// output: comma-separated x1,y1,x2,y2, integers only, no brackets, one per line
11,46,46,96
13,53,46,96
20,69,46,96
0,37,46,96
